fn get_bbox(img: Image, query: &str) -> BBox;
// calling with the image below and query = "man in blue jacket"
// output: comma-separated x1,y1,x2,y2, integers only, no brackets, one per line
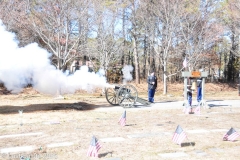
197,78,202,102
147,70,158,103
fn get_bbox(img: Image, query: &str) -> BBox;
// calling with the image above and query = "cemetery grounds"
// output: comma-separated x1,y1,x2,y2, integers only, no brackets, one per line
0,82,240,160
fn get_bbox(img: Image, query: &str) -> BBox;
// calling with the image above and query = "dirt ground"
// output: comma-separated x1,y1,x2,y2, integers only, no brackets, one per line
0,82,240,160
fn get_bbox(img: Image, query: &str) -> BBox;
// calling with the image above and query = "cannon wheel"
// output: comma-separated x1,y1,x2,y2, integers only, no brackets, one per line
117,84,138,108
105,85,121,106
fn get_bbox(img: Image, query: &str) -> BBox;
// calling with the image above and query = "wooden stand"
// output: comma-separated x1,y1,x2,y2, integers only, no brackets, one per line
182,71,209,110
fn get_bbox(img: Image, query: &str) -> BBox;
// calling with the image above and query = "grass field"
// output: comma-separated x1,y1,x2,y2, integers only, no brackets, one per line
0,82,239,160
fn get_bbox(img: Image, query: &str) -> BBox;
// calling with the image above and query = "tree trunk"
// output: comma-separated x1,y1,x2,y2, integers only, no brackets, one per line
121,7,126,66
57,48,61,70
143,35,147,78
133,36,140,84
147,42,151,75
227,28,238,82
163,59,167,95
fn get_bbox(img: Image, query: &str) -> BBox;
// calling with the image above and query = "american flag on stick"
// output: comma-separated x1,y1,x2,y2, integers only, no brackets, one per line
223,128,240,141
87,136,102,157
194,105,201,115
172,125,187,145
118,110,126,126
183,107,190,114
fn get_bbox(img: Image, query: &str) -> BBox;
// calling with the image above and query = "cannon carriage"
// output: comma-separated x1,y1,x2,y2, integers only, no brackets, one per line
105,84,151,108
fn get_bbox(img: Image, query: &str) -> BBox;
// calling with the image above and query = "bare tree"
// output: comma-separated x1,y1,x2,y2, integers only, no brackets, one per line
87,0,124,73
146,0,182,94
0,0,35,46
126,0,144,84
178,0,223,68
0,0,93,72
0,0,233,85
26,0,91,70
217,0,240,82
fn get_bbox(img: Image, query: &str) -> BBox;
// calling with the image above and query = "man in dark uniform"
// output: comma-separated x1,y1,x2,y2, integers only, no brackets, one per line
147,70,158,103
197,78,202,102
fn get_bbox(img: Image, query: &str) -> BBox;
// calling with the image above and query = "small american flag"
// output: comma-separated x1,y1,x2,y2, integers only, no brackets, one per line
183,57,187,68
184,107,190,114
118,110,126,126
172,125,187,144
223,128,240,141
194,105,201,115
87,136,102,157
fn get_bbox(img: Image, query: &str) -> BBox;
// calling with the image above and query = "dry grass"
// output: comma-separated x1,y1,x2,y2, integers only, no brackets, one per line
0,82,240,160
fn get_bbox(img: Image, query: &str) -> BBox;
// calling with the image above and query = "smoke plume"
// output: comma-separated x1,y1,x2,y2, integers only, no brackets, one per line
121,65,134,84
0,20,110,95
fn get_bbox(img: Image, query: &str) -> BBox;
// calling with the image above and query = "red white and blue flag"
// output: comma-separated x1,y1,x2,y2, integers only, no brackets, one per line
183,107,191,114
87,136,102,157
172,125,187,144
194,105,201,115
118,110,126,126
223,128,240,141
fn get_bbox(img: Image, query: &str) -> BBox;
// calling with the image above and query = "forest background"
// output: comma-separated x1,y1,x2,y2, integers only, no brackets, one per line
0,0,240,95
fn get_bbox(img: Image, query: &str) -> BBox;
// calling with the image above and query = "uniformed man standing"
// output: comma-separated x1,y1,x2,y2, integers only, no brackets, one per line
197,78,202,102
147,70,158,103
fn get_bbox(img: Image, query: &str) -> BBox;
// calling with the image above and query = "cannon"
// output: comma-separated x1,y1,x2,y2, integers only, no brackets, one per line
105,84,151,108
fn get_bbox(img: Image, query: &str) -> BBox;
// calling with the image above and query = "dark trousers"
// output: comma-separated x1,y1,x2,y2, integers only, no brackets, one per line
187,92,192,107
148,89,155,102
197,87,202,102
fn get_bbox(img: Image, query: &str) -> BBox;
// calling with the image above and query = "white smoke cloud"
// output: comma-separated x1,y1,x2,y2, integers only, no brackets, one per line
0,20,109,95
121,65,134,84
96,68,105,77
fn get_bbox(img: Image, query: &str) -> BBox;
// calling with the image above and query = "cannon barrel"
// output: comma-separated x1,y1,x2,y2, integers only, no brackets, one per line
114,85,131,92
114,86,120,90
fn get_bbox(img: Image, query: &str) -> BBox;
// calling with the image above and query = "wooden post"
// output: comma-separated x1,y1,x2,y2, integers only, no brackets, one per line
182,72,191,108
184,77,188,102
